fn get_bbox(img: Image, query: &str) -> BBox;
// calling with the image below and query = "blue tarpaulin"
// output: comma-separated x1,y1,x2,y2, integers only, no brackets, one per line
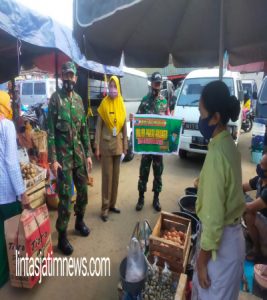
0,0,123,82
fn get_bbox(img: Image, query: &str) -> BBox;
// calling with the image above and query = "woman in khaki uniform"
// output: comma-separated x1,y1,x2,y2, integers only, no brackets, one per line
95,76,127,222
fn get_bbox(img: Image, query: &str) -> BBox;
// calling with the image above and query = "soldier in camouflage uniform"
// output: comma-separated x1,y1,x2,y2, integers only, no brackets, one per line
47,61,92,255
135,72,168,212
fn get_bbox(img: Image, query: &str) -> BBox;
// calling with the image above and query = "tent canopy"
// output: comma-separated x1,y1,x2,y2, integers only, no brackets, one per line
0,0,123,83
74,0,267,68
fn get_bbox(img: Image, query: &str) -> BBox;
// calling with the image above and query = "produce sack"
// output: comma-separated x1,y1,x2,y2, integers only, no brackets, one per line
4,204,53,288
125,237,146,283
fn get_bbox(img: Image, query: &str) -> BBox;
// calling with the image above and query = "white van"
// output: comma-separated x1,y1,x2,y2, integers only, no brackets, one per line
173,69,243,158
19,79,60,106
120,66,148,118
120,66,148,161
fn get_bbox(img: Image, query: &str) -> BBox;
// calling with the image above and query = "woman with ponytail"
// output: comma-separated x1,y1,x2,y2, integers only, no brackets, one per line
192,81,245,300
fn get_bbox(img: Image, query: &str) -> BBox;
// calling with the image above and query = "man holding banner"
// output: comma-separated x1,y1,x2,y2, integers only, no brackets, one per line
135,72,168,212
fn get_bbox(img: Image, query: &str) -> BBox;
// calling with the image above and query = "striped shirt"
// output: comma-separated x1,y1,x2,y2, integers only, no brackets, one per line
0,118,25,204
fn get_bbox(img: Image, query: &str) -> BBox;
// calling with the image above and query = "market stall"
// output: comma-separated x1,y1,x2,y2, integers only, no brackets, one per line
117,211,193,300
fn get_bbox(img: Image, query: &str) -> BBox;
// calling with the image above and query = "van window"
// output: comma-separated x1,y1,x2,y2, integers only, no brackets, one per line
242,83,252,96
89,79,106,100
22,83,33,95
34,82,46,95
259,80,267,104
48,82,56,98
177,77,234,107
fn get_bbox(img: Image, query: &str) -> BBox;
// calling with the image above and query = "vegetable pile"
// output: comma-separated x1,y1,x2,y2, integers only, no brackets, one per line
142,258,177,300
161,227,186,246
20,163,37,180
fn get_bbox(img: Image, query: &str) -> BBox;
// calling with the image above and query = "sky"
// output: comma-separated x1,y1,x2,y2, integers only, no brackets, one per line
16,0,73,28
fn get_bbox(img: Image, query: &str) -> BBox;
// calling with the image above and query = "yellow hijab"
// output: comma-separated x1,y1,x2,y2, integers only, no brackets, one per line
0,91,13,120
97,76,126,134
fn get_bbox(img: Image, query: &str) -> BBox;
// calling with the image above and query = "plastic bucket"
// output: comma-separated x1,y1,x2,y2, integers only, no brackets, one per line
185,187,197,196
251,151,262,164
119,257,147,296
178,195,198,219
172,211,199,235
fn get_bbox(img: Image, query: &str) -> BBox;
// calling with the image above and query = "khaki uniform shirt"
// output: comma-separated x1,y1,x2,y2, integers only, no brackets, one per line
95,117,127,156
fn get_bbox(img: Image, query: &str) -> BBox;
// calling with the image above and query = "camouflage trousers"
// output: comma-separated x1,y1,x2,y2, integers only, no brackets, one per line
138,155,164,193
56,165,88,233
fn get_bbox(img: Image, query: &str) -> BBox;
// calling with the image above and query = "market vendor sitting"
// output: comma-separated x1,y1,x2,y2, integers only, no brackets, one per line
243,154,267,261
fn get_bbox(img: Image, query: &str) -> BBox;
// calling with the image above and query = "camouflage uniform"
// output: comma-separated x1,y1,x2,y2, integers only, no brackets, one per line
137,93,168,193
47,88,91,233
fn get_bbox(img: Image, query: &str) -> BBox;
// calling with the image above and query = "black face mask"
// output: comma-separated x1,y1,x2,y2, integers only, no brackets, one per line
152,88,160,97
63,79,75,92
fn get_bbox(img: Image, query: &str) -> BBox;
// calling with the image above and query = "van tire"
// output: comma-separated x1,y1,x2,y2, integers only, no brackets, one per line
179,149,188,159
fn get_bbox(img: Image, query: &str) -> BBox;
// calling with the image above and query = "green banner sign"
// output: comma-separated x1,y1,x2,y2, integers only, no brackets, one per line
132,114,182,155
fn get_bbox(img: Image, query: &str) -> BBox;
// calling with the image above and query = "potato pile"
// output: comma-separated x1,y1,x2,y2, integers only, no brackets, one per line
20,163,37,180
161,227,186,246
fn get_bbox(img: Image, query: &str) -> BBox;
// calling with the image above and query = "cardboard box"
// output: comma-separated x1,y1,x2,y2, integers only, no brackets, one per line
4,204,53,288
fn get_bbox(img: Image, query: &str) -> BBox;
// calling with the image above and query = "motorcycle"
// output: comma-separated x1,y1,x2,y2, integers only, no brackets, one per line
21,103,48,130
241,108,254,132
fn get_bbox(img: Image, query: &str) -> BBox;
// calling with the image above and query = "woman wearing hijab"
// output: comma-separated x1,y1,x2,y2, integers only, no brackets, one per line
192,81,245,300
95,76,127,222
0,91,28,287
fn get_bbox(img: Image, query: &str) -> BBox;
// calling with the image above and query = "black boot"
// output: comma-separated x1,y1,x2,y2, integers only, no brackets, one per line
58,231,73,256
75,214,90,237
153,192,161,212
136,192,144,211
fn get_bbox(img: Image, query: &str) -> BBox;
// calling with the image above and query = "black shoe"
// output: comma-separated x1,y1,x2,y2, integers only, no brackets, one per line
109,207,121,214
58,231,73,256
101,215,108,222
75,215,90,237
153,195,161,212
136,195,144,211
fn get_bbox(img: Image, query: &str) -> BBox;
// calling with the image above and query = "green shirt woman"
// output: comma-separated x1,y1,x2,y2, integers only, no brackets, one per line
192,81,245,300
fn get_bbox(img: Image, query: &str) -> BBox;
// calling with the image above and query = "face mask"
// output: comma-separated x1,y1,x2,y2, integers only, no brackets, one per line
256,164,267,179
198,116,217,140
152,88,160,97
109,87,118,99
63,80,75,92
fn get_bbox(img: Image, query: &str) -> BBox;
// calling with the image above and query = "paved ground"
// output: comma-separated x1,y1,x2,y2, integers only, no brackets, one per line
0,132,263,300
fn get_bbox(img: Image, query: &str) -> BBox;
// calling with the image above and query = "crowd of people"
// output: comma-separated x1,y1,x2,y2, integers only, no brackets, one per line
0,61,267,299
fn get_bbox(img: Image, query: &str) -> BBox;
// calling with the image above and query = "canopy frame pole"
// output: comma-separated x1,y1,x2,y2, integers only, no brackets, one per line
55,50,59,91
219,0,224,80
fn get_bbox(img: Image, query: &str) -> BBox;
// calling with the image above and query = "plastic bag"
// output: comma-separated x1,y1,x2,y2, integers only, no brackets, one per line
125,238,146,283
131,220,152,254
161,262,172,284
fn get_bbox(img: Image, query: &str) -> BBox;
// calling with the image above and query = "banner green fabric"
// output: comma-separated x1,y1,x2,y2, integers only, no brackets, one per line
133,114,182,155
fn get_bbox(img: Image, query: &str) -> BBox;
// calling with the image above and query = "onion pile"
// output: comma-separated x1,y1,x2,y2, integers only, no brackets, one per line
161,227,185,246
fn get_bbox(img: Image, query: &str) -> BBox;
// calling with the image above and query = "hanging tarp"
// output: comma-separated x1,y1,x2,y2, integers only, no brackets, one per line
0,0,123,82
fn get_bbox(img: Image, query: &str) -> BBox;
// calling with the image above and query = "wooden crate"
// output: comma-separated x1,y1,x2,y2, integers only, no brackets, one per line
175,273,187,300
23,164,47,189
26,180,46,209
149,211,191,274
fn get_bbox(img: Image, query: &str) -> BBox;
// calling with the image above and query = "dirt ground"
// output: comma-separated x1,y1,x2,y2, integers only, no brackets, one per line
0,132,263,300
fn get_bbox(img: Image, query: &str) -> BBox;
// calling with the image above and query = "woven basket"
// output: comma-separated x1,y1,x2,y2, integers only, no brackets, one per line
32,130,47,152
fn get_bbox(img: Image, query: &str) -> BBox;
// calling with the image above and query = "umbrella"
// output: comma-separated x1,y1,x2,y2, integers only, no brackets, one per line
74,0,267,75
